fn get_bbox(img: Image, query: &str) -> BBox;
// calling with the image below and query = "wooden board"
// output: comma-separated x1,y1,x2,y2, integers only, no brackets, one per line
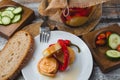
19,0,42,3
22,22,41,37
0,0,35,39
82,24,120,73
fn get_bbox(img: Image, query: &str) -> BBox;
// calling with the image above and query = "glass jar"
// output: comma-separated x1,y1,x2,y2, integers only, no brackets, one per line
61,6,93,28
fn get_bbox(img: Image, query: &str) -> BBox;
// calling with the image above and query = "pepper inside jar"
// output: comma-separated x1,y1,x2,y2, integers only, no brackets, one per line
61,6,93,27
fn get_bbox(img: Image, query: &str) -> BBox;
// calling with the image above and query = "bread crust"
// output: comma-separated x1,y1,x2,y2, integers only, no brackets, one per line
0,30,35,80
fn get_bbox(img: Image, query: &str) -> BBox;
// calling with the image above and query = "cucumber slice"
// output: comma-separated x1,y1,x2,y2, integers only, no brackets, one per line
0,20,3,25
13,7,22,14
12,14,21,23
108,33,120,49
1,16,11,25
0,11,2,15
0,15,1,20
0,15,2,24
106,50,120,60
0,6,23,26
5,7,15,11
1,10,14,19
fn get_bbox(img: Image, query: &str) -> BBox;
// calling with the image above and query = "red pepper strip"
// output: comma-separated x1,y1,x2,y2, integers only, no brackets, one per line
64,40,70,45
58,39,69,71
97,33,106,40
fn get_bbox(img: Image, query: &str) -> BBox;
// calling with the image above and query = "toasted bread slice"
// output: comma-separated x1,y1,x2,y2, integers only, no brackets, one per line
43,43,61,57
54,47,76,65
0,30,34,80
37,57,58,77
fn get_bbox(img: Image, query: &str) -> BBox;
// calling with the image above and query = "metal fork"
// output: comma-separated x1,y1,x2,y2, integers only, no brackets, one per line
40,16,50,43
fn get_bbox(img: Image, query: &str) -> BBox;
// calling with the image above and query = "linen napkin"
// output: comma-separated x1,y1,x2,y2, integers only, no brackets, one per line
38,0,110,23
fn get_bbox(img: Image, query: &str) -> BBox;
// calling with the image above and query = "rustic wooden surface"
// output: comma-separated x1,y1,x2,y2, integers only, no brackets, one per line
0,0,35,39
0,0,120,80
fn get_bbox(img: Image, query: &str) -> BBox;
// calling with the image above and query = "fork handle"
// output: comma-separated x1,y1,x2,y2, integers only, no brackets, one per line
43,16,48,22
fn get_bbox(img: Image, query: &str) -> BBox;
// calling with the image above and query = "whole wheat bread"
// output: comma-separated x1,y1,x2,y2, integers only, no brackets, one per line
0,30,34,80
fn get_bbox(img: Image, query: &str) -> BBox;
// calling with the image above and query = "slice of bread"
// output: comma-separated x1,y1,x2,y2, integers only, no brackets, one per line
0,30,34,80
37,57,58,77
54,47,76,65
43,43,61,57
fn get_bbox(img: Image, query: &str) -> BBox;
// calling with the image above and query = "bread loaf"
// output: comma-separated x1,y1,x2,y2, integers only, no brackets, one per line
0,30,34,80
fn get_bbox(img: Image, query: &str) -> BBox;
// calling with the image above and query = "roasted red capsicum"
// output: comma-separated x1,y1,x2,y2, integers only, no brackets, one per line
57,39,80,71
58,39,69,71
64,40,80,52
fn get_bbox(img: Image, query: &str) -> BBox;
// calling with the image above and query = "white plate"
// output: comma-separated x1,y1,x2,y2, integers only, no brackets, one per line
22,31,93,80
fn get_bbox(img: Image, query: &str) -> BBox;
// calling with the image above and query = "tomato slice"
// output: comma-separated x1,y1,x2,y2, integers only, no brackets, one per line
106,31,112,38
117,45,120,52
96,39,106,46
97,33,106,40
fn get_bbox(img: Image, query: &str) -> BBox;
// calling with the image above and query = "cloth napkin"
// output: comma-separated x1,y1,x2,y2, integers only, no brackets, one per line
69,0,110,8
38,0,110,23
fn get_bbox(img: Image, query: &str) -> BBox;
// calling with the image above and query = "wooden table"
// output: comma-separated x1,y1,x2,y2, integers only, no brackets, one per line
0,0,120,80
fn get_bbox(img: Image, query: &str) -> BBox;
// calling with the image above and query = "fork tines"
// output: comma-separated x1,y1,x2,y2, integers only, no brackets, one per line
40,30,50,43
